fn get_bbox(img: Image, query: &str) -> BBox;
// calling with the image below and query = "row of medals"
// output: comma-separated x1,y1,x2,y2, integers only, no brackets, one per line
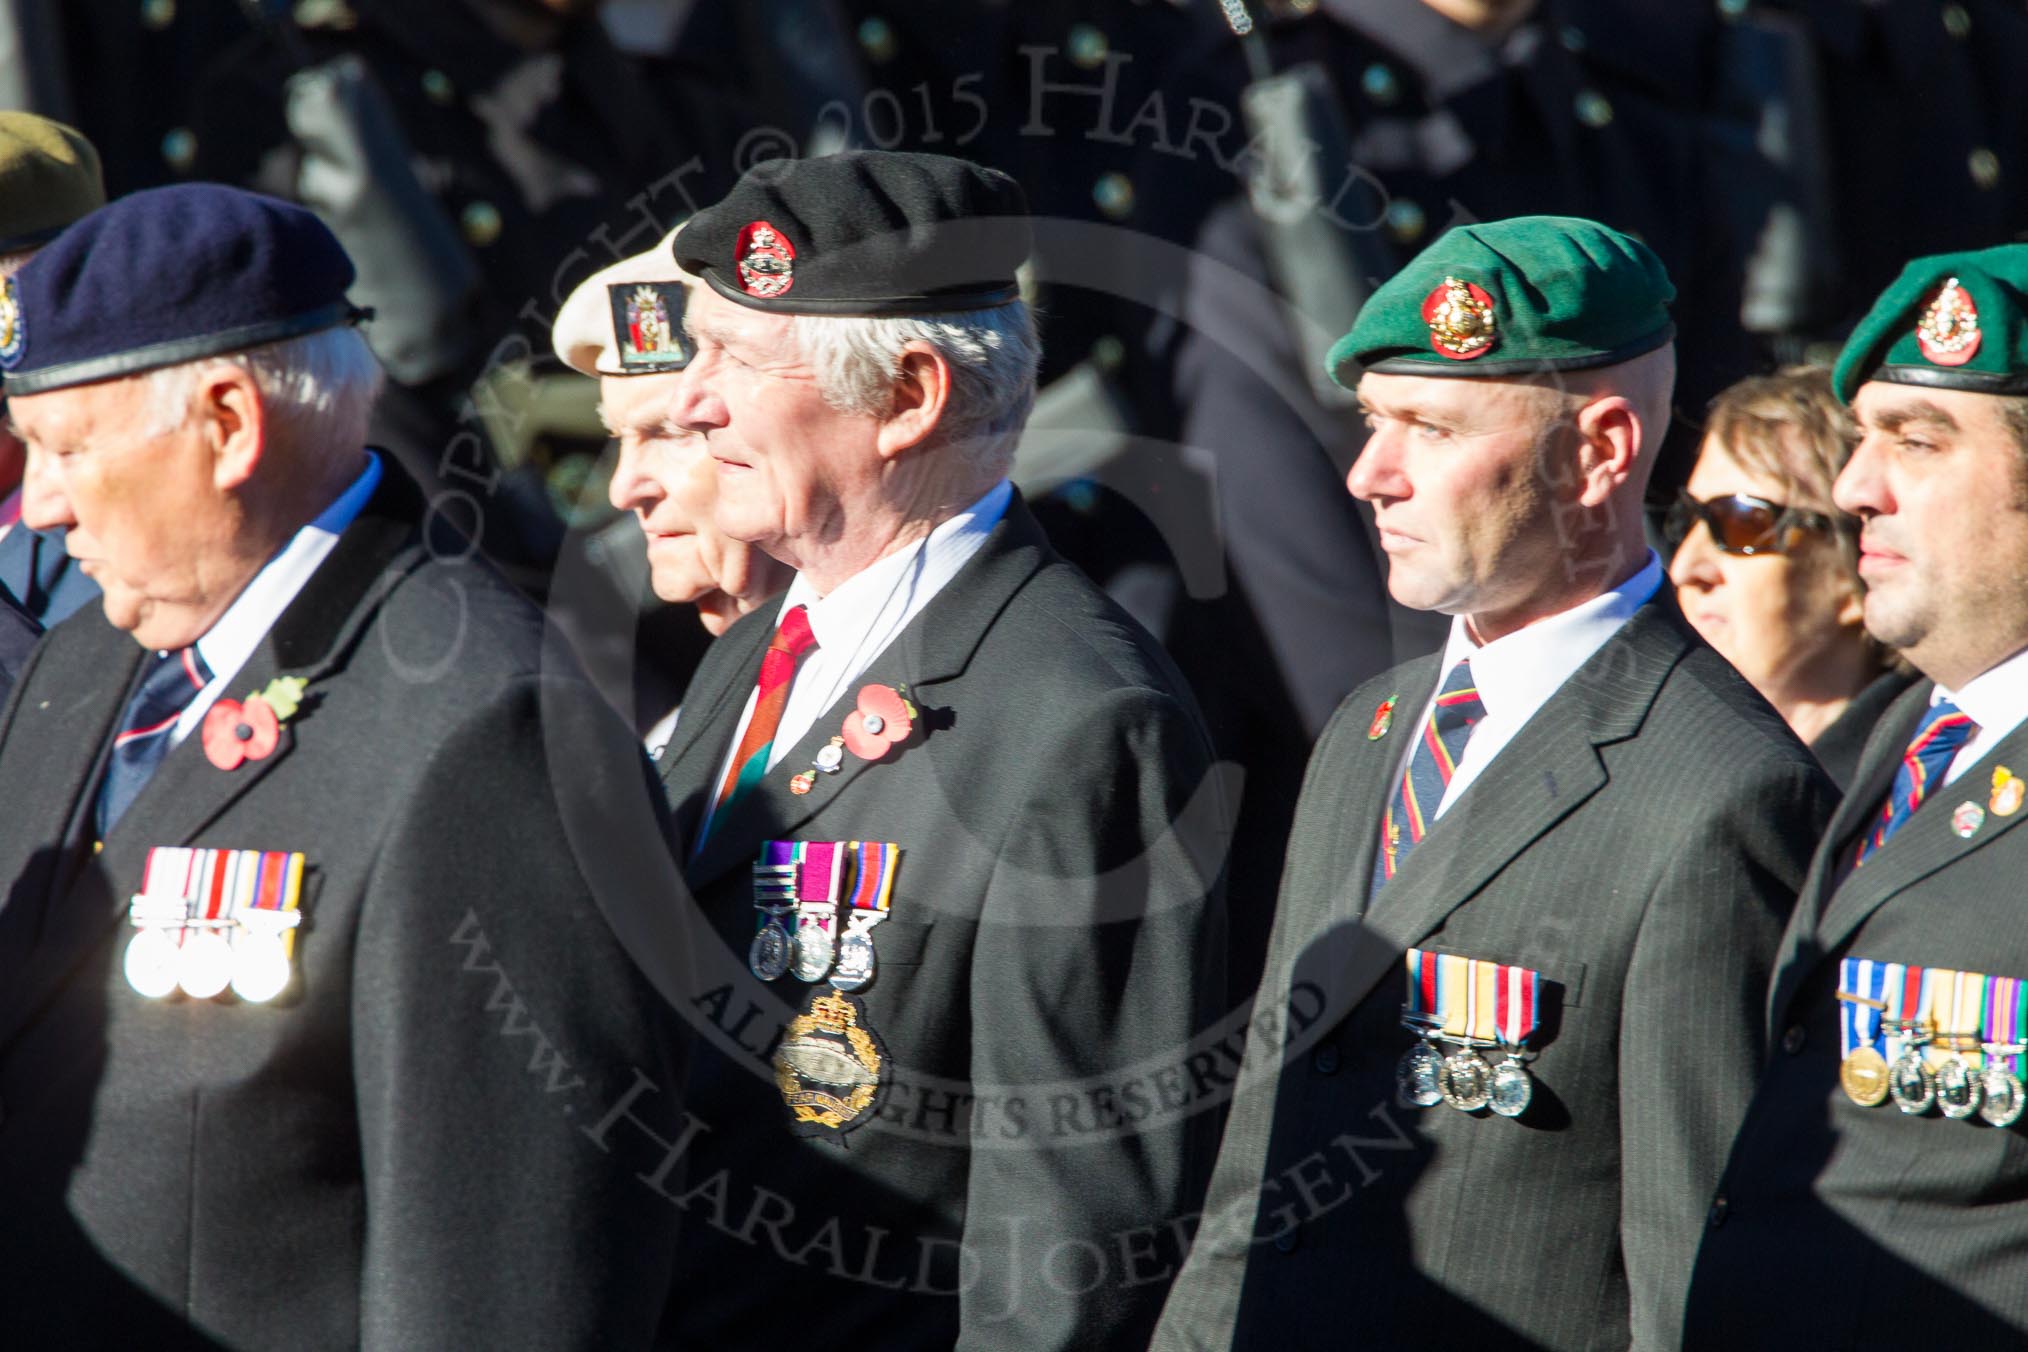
1842,1019,2026,1126
747,862,877,991
125,913,296,1004
1396,1013,1535,1117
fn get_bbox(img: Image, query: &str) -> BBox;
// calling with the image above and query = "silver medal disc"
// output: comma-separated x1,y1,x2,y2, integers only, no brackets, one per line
1439,1049,1493,1112
176,929,234,1000
791,923,835,984
230,932,293,1004
1980,1068,2026,1127
1488,1057,1534,1118
1396,1040,1445,1109
1890,1049,1936,1115
1937,1056,1984,1119
830,928,877,991
124,927,183,999
749,921,793,981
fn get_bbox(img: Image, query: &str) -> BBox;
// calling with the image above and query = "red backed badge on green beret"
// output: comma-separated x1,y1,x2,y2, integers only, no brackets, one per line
736,220,796,299
1423,276,1499,360
1915,277,1981,367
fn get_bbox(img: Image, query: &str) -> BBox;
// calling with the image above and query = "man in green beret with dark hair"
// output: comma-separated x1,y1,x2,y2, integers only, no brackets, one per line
0,109,105,629
1155,215,1835,1351
1685,245,2028,1346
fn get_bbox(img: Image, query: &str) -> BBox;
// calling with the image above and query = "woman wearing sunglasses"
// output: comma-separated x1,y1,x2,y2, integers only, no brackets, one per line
1667,366,1913,788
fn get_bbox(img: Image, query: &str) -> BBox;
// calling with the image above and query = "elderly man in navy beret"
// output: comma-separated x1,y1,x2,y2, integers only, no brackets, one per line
0,184,687,1349
643,150,1227,1350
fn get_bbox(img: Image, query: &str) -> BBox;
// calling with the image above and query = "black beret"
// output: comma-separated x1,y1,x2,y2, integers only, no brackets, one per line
673,150,1031,317
1,184,363,396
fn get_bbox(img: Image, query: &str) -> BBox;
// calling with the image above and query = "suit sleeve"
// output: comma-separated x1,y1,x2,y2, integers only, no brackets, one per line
1150,694,1377,1352
959,684,1229,1352
350,676,688,1351
1616,756,1837,1347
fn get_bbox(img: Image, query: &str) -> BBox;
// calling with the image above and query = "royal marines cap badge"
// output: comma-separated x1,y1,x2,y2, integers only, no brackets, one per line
609,281,692,372
1915,276,1981,366
774,989,889,1136
1422,276,1498,360
736,220,796,299
125,847,308,1003
0,274,23,367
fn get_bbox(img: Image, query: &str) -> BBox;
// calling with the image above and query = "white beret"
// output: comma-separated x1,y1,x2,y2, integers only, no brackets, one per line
550,224,694,377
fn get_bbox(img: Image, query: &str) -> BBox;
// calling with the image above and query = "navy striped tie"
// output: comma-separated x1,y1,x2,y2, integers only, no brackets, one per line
1854,699,1977,866
1373,659,1486,896
97,646,213,836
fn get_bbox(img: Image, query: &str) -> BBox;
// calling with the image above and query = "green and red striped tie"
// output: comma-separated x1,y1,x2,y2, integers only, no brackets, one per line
1373,659,1485,896
697,604,816,851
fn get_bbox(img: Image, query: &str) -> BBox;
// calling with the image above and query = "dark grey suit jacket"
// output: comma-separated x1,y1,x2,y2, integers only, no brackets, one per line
0,466,689,1350
653,496,1228,1351
1155,600,1836,1352
1686,679,2028,1349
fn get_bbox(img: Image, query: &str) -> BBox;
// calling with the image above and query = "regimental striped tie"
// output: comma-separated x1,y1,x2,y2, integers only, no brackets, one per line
1373,659,1486,896
97,645,214,837
697,604,817,852
1855,698,1978,866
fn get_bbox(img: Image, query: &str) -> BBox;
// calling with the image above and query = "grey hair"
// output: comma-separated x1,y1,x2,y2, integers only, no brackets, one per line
141,325,385,452
789,302,1040,477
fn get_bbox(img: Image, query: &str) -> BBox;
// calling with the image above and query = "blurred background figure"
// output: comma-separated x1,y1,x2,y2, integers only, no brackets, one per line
1667,366,1912,788
0,110,105,628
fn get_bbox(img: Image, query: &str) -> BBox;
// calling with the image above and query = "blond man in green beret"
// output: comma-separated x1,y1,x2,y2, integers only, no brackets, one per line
1685,245,2028,1346
1157,216,1835,1352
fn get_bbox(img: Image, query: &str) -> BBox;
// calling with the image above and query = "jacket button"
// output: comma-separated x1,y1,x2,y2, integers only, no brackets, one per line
1707,1194,1729,1228
1272,1228,1299,1254
1311,1045,1341,1075
1782,1025,1806,1055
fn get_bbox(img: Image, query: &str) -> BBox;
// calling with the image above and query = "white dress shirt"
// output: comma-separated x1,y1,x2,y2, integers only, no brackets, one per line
698,480,1012,825
1399,552,1664,820
1931,644,2028,787
167,452,382,746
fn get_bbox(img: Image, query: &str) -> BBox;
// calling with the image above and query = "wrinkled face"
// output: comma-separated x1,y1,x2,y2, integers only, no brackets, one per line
11,374,240,649
1669,436,1865,703
1837,382,2028,687
1350,371,1573,635
601,372,789,632
669,283,885,567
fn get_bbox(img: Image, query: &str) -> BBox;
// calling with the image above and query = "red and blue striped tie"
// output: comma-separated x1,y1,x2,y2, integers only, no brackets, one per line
97,646,213,836
1373,659,1485,896
1855,699,1977,866
697,604,816,851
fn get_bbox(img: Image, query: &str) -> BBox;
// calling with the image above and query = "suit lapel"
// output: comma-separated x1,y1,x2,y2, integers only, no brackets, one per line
1357,604,1689,992
678,495,1055,891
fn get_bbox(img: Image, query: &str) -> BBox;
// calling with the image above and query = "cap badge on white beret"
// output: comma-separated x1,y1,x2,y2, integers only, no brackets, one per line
613,282,690,372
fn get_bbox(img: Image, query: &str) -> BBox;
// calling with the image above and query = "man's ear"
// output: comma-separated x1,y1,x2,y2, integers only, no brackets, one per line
1571,395,1640,508
203,364,268,491
875,342,951,461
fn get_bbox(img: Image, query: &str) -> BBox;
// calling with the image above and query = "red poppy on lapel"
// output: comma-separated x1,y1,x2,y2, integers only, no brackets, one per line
202,696,281,770
841,684,916,761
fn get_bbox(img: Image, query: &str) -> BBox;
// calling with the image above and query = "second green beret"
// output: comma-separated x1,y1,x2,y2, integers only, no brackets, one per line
1832,244,2028,404
1326,215,1676,387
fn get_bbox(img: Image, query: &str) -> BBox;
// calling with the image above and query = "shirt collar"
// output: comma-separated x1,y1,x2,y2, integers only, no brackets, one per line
1933,644,2028,745
192,451,383,681
1438,552,1663,721
780,479,1012,654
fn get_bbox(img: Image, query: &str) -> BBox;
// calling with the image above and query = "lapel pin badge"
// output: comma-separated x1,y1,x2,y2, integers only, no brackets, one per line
201,677,306,771
1992,766,2024,817
1368,696,1397,740
1952,801,1987,839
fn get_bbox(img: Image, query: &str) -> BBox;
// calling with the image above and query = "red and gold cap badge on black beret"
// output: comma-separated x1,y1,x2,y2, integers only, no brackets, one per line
736,220,796,299
1423,275,1498,360
1916,276,1980,366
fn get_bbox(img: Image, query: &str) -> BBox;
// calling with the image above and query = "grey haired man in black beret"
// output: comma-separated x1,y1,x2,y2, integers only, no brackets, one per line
645,150,1229,1350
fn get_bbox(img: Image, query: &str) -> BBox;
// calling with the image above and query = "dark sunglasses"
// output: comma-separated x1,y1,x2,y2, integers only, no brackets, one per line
1663,491,1835,557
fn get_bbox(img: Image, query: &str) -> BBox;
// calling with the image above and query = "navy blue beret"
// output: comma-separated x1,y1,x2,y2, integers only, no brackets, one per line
1,184,364,396
673,150,1030,317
